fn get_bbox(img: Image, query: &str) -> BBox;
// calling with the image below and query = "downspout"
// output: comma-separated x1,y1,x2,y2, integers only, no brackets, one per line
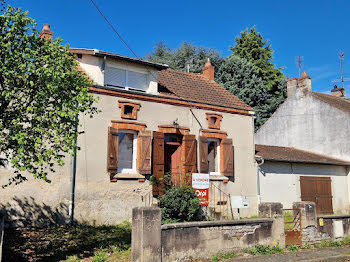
69,111,78,225
256,156,264,204
189,108,202,172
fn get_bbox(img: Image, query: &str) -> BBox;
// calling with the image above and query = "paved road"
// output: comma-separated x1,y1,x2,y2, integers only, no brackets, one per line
231,246,350,262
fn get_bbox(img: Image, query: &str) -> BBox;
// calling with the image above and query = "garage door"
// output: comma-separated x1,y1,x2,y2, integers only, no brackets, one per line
300,176,333,215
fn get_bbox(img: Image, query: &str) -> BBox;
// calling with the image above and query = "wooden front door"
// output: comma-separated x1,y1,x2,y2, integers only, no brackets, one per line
164,143,182,186
300,176,333,215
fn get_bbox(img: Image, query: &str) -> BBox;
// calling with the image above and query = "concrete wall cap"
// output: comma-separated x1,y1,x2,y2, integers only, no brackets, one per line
161,218,273,230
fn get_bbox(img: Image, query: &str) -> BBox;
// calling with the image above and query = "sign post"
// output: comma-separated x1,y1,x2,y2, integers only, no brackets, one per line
192,173,209,206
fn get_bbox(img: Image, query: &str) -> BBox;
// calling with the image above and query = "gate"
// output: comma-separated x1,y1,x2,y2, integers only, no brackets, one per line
283,208,302,246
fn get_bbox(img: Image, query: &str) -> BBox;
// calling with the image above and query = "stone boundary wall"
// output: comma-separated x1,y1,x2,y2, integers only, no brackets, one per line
317,215,350,241
161,219,283,261
131,206,285,262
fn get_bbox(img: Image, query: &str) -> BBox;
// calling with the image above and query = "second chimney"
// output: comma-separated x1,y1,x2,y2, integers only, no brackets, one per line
202,59,214,81
331,85,345,97
40,24,53,42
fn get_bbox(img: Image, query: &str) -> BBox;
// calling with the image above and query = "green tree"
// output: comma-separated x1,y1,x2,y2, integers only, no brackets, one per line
218,56,269,129
0,6,98,185
230,27,287,129
146,41,223,77
231,26,285,91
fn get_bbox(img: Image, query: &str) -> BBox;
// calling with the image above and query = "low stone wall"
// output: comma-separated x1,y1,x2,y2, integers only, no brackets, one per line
132,206,285,262
161,219,283,261
317,215,350,241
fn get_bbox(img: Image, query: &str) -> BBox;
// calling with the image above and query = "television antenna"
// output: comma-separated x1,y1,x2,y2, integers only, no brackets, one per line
332,51,350,88
295,56,304,77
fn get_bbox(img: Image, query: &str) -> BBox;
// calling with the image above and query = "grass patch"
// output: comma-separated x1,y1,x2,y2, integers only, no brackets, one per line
284,211,294,230
244,244,283,256
287,245,299,252
211,252,236,261
3,221,131,262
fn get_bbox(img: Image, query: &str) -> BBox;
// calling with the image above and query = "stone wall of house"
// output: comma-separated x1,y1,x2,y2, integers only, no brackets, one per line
255,90,350,162
0,88,257,226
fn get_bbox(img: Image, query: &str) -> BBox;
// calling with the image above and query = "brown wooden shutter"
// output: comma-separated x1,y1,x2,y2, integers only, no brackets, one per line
221,138,234,177
181,135,197,185
199,136,208,173
107,126,119,173
152,131,164,196
137,130,152,174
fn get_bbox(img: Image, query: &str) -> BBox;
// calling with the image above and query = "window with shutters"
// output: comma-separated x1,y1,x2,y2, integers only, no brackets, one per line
208,138,220,175
118,130,137,173
105,65,149,92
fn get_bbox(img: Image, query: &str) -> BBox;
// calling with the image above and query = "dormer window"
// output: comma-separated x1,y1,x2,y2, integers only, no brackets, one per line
206,113,223,130
119,100,141,120
105,65,148,92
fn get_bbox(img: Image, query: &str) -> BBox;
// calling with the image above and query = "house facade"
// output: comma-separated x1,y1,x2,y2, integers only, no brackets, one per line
255,72,350,215
0,26,259,226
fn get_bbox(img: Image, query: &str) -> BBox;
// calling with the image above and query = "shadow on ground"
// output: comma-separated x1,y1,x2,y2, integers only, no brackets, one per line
1,197,131,261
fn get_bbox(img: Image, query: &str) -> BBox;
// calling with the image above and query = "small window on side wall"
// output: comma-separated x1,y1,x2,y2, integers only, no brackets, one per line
206,113,223,129
118,100,141,120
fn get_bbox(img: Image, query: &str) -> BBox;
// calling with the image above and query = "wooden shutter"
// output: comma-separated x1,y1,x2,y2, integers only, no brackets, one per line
152,131,164,196
181,135,197,185
137,130,152,174
107,126,119,173
199,136,208,173
221,138,234,177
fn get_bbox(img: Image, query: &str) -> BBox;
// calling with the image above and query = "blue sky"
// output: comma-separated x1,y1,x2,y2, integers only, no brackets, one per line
11,0,350,94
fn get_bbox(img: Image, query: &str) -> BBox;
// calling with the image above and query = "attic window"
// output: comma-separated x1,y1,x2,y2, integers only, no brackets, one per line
118,100,141,120
105,66,148,92
206,113,223,130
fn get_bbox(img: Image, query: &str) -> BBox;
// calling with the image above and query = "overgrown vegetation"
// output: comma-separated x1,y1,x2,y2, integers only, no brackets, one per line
243,243,284,256
3,222,131,262
211,252,237,261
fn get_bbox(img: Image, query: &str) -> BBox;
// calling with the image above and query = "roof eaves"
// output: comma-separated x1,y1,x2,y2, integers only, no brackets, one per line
257,156,350,166
92,85,254,115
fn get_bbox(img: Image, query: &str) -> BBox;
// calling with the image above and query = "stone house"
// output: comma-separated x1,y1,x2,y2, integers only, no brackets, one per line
0,25,259,226
255,71,350,215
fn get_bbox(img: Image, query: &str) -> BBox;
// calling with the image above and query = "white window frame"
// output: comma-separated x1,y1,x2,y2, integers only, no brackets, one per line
104,64,149,92
208,138,220,176
117,130,138,174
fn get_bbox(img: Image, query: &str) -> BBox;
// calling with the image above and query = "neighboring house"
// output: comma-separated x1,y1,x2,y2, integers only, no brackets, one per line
255,71,350,215
0,25,258,226
256,144,350,215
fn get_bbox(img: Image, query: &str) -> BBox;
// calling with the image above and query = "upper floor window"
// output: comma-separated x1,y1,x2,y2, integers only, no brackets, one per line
206,113,223,130
105,66,148,92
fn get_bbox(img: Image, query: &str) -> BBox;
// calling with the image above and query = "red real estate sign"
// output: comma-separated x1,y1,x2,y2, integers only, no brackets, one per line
192,173,210,206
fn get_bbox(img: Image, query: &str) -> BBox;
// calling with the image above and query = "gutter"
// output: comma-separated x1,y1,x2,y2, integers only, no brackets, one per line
255,155,265,204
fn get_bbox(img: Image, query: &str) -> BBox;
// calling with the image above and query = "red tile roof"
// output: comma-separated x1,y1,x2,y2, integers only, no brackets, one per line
158,69,253,111
312,92,350,114
255,144,350,166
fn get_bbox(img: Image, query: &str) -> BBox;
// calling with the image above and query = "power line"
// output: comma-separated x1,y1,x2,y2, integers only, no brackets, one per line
89,0,141,60
88,0,162,84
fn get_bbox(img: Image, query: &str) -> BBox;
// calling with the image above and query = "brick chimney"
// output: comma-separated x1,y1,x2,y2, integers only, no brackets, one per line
40,24,53,42
202,58,214,81
286,71,312,97
331,85,345,97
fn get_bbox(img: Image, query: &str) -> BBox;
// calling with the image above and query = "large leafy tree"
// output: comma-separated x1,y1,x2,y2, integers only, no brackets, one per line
218,56,269,129
229,27,287,129
146,41,223,77
0,6,98,185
